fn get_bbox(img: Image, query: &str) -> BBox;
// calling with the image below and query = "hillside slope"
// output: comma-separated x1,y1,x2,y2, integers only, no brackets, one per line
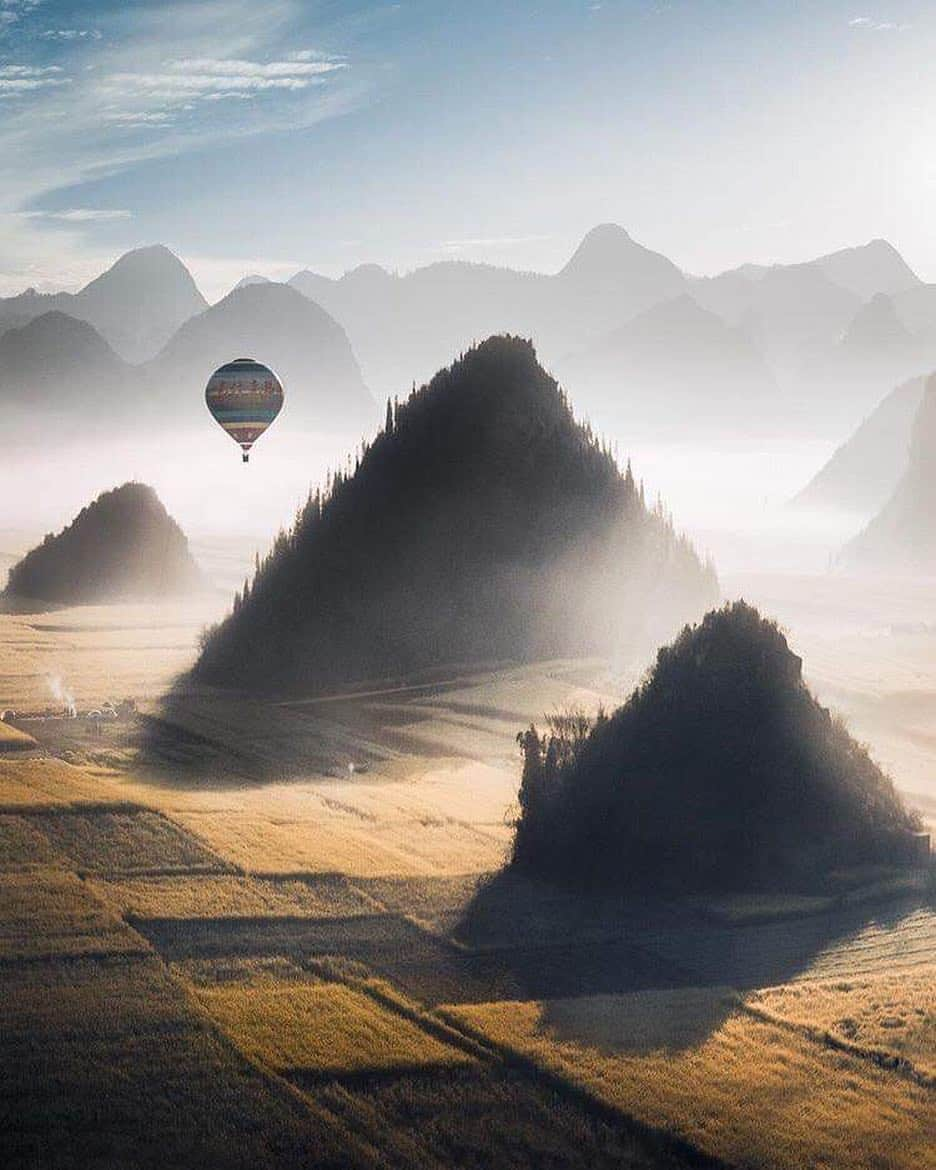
513,601,920,891
150,282,374,433
843,374,936,569
196,336,717,692
794,376,925,513
4,483,202,603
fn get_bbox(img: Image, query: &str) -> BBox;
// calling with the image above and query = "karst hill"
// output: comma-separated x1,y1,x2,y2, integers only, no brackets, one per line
4,482,202,604
195,336,717,692
513,601,920,892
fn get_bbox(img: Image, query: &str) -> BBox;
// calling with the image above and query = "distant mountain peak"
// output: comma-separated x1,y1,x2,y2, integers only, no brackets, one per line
82,243,198,286
815,237,920,300
560,223,639,277
233,273,273,291
842,292,913,349
558,223,687,315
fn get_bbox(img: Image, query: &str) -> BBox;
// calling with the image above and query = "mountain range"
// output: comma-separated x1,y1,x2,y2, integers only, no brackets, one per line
1,279,374,441
0,245,206,364
3,225,935,447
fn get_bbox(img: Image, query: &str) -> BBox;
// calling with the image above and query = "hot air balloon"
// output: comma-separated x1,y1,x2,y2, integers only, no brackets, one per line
205,358,283,462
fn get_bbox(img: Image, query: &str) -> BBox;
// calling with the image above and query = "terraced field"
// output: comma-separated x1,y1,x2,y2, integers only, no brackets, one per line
0,599,933,1168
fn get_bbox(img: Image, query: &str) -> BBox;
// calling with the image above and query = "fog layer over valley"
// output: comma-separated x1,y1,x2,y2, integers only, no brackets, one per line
8,225,928,578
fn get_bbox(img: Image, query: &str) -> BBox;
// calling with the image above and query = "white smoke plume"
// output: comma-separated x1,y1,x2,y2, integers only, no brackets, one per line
46,673,77,718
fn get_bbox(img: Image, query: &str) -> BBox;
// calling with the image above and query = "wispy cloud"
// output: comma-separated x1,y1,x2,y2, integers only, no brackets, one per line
41,29,102,42
0,1,371,292
440,233,554,254
0,0,42,29
98,55,345,113
0,63,68,95
848,16,909,31
20,207,132,222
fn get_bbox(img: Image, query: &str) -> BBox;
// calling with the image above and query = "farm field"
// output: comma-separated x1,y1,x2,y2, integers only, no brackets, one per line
0,580,933,1168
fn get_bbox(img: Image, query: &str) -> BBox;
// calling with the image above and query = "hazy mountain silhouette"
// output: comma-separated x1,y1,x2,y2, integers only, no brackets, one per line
800,294,930,428
289,224,922,439
4,482,202,603
558,293,779,436
513,601,920,892
556,222,687,306
813,238,920,301
195,336,717,693
841,292,915,352
793,376,925,514
842,374,936,569
892,281,936,335
148,282,374,433
0,245,207,363
290,260,548,398
289,225,689,398
2,230,924,444
693,260,860,353
232,273,273,292
0,311,130,433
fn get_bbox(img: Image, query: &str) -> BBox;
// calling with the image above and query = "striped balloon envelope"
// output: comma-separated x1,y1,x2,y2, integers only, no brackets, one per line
205,357,284,463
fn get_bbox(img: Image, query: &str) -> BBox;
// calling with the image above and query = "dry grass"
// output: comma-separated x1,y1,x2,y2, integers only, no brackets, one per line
34,808,228,875
196,981,473,1075
0,954,370,1170
445,989,935,1170
0,755,123,808
0,813,63,871
748,967,936,1079
0,720,36,751
0,599,226,710
172,955,319,988
89,873,371,918
174,802,508,878
0,870,145,960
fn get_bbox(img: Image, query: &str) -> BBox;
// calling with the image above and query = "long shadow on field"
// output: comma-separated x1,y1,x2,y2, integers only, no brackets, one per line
454,869,932,1053
130,665,516,787
129,671,380,786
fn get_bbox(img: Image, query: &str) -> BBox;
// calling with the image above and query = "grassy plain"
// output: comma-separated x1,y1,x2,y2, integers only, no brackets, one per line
748,967,935,1079
445,990,935,1170
0,584,933,1169
196,980,473,1075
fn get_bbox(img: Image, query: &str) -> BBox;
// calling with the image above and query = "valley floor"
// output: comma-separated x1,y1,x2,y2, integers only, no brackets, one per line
0,578,933,1169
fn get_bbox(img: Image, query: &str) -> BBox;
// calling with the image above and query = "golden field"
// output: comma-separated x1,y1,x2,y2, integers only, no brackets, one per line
748,968,935,1079
196,980,473,1075
444,990,934,1170
0,584,933,1169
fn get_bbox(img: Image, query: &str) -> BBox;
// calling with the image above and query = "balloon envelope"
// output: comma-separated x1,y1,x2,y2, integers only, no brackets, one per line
205,357,283,461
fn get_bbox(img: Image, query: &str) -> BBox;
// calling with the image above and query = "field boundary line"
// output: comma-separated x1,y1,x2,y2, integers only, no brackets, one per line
157,952,391,1169
431,1005,735,1170
738,1000,935,1090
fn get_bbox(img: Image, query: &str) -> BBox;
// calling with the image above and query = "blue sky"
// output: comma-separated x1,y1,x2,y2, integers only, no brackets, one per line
0,0,933,297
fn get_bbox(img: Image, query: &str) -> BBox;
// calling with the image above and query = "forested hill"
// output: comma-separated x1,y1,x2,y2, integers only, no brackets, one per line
4,483,202,604
512,601,920,892
196,336,718,692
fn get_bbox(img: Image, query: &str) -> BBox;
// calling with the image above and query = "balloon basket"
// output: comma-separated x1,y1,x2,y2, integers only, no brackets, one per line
242,452,249,463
